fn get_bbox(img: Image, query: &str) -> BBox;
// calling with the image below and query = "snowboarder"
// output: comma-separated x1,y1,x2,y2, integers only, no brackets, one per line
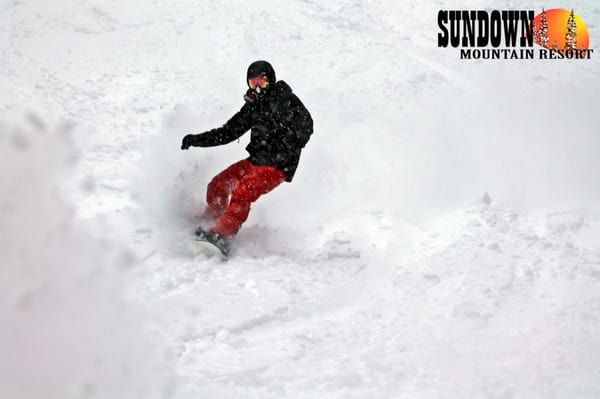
181,60,313,257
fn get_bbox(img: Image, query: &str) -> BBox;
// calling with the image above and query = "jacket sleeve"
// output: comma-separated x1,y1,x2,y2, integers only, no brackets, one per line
191,103,253,147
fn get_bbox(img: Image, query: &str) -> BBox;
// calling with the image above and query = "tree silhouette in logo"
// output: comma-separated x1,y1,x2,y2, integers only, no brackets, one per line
532,8,589,51
564,9,577,50
538,9,550,48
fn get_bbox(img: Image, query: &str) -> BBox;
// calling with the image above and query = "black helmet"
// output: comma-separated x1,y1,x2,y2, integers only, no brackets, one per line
247,60,276,87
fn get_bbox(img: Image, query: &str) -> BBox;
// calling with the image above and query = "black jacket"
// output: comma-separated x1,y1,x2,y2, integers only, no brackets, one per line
187,81,313,182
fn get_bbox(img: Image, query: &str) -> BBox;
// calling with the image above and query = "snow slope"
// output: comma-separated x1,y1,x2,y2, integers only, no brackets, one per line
1,0,600,398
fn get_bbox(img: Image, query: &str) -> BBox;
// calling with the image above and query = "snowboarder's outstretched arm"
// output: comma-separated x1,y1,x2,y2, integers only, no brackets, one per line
181,103,253,150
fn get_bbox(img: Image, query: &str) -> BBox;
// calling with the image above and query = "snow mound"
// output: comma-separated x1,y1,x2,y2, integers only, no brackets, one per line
0,115,168,399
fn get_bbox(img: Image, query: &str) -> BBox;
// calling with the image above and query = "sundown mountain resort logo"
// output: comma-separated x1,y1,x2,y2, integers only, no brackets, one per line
437,8,593,60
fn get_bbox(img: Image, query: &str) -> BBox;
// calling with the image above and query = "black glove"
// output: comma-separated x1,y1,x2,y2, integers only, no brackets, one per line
181,134,197,150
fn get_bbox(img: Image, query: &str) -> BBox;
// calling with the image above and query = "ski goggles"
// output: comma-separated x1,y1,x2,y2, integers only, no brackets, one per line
248,74,269,90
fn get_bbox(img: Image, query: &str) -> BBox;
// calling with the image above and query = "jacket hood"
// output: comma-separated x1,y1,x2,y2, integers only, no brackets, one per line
247,60,276,85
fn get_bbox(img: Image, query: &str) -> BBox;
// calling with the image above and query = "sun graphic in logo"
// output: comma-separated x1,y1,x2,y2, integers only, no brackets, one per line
532,9,590,50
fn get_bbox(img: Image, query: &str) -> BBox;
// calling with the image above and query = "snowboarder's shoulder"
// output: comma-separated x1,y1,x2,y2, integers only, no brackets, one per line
270,81,305,106
272,80,293,95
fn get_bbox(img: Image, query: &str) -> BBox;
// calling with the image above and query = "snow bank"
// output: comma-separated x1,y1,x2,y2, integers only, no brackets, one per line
0,114,168,399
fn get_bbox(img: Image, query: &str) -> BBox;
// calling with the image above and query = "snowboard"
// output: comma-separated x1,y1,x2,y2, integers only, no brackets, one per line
191,228,231,260
191,237,230,260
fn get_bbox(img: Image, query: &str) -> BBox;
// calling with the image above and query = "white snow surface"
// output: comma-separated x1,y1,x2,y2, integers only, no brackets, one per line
2,1,600,398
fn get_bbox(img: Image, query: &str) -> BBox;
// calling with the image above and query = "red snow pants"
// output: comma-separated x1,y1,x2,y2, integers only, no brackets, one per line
203,159,287,237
